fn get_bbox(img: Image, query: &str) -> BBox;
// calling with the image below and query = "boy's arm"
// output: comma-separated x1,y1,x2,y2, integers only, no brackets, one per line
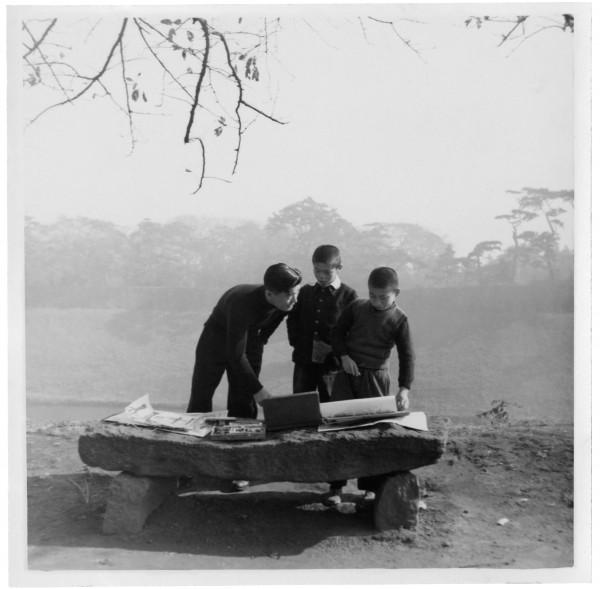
225,305,264,398
346,287,359,304
395,316,415,391
331,303,353,358
332,305,361,376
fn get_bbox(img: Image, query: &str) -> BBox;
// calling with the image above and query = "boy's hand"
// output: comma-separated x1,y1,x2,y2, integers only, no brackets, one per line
341,355,361,376
254,388,272,406
396,388,410,411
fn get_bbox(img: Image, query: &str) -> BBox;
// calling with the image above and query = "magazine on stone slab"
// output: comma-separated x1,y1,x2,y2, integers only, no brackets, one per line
103,394,224,438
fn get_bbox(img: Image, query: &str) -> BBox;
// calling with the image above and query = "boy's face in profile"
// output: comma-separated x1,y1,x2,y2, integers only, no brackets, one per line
368,286,398,311
266,285,301,312
313,262,339,287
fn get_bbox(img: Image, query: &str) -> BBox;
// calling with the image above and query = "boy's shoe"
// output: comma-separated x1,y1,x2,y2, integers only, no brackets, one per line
225,480,249,493
324,492,342,507
324,485,344,507
355,491,376,513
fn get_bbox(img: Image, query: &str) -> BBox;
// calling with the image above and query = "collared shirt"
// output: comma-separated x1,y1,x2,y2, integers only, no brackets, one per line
287,281,358,365
315,275,342,292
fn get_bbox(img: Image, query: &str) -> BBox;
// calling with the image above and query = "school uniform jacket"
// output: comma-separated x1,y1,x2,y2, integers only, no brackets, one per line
286,282,358,365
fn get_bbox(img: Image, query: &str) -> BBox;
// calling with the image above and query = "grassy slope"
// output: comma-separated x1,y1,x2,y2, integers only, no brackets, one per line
25,307,573,421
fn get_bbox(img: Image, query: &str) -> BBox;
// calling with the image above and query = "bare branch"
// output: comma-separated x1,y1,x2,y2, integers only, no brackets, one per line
22,18,56,58
302,19,339,50
184,18,210,145
498,15,529,46
83,18,103,44
357,17,373,45
23,21,71,100
367,16,426,62
505,24,563,57
118,36,135,153
189,137,206,194
133,18,194,101
239,100,287,125
211,29,243,174
29,18,129,125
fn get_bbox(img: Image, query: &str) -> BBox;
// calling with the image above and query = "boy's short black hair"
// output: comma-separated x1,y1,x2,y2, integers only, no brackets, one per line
264,263,302,293
368,267,400,291
312,245,342,268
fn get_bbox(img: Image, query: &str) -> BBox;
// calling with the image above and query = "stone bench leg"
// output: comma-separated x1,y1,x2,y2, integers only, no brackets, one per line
373,471,420,531
103,472,177,535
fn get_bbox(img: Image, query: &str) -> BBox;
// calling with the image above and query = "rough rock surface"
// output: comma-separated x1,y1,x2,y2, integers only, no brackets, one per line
102,473,177,534
373,472,420,531
79,422,444,482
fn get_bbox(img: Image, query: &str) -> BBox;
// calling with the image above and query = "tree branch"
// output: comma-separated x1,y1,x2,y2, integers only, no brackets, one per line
505,24,563,57
118,36,135,153
133,18,194,101
190,137,206,194
367,16,426,62
184,18,210,144
211,29,243,174
23,20,70,101
498,15,529,47
239,100,287,124
22,18,56,58
29,18,129,125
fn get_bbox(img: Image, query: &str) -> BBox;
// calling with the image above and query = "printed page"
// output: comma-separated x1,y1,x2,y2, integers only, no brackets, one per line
319,396,400,420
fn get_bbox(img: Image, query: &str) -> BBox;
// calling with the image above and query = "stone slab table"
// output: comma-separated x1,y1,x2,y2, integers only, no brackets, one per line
78,422,445,535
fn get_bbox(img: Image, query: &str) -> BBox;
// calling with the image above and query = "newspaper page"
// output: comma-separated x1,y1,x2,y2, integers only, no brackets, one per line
103,394,224,437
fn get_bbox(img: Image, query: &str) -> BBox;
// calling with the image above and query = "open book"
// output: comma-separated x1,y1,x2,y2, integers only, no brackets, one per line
318,396,428,432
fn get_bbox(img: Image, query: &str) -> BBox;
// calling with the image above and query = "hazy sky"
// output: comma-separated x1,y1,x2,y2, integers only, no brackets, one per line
16,4,576,255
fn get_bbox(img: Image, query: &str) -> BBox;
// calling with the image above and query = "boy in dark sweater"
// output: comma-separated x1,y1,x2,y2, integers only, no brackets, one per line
286,245,357,402
327,266,415,505
187,263,302,419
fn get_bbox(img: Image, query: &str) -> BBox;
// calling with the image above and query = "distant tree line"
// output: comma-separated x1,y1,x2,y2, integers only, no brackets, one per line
25,191,573,308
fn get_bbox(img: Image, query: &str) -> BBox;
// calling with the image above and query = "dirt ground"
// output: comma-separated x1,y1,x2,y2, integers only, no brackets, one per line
26,417,573,571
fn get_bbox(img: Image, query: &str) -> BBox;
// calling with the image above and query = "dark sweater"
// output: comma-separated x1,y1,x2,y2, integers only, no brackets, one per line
331,299,415,389
287,282,358,365
203,284,286,395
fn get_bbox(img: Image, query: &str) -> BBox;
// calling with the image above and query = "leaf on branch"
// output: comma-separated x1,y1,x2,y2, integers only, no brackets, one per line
238,17,243,24
182,49,187,59
142,92,147,102
218,116,226,125
132,89,139,101
185,168,192,172
174,19,182,25
161,19,173,25
563,14,574,32
245,56,259,81
187,30,194,42
214,126,223,136
168,28,175,42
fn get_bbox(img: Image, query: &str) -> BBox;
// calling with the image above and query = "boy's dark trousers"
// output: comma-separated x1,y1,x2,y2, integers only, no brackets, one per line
292,362,334,402
329,367,392,493
187,325,263,419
